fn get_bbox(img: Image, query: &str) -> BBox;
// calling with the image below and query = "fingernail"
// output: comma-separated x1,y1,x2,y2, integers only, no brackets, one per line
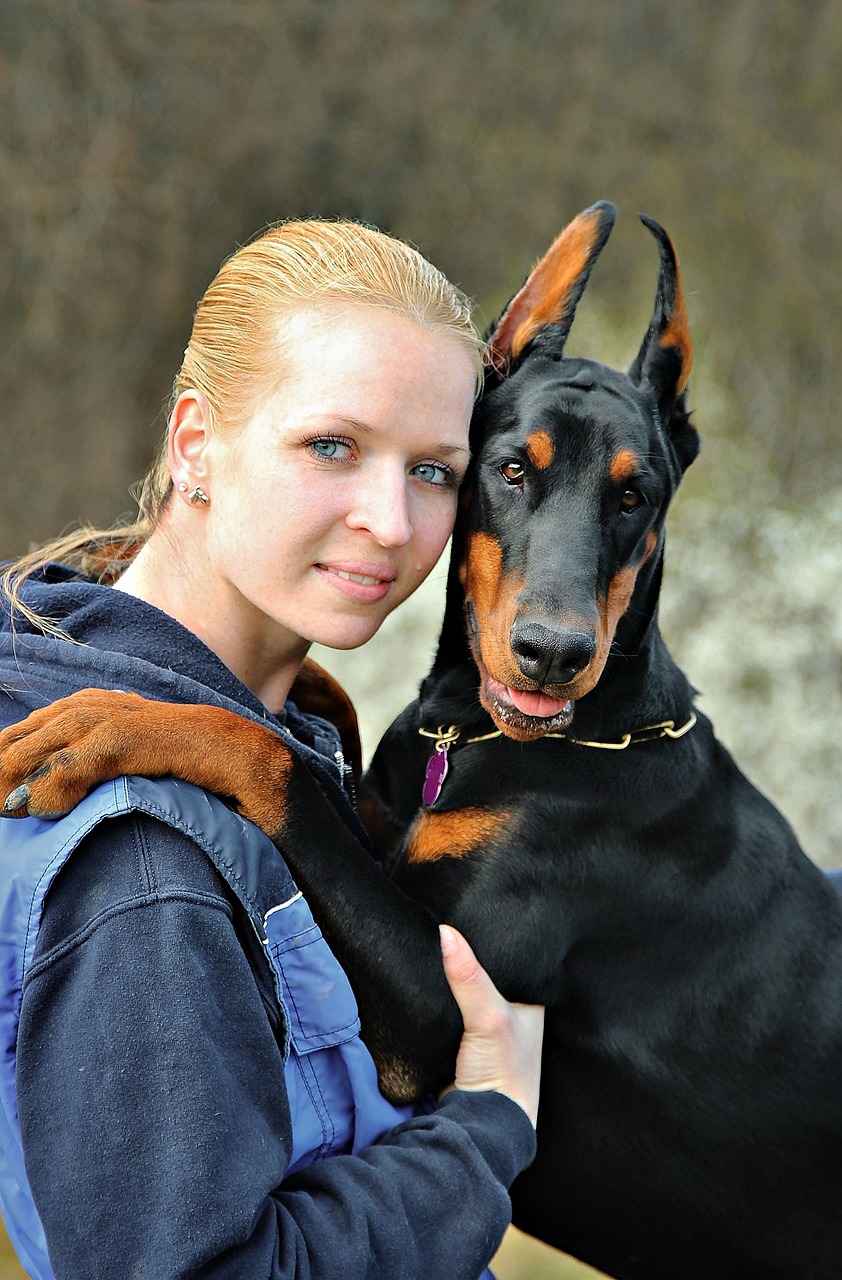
3,784,30,814
439,924,456,957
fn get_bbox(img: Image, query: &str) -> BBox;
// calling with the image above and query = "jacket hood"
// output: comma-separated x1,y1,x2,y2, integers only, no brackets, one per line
0,565,360,829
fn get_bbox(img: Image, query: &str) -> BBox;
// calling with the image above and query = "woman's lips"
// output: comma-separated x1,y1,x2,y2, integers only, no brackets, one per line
316,562,396,602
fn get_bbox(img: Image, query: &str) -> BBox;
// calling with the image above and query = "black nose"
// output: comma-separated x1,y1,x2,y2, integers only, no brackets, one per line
509,621,595,686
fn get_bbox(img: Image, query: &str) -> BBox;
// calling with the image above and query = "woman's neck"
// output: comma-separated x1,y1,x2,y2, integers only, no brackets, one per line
114,534,307,714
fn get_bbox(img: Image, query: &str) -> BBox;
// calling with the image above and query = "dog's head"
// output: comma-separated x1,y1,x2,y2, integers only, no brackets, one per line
460,202,699,741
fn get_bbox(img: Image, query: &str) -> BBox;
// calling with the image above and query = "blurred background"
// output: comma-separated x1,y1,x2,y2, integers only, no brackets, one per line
1,0,840,1275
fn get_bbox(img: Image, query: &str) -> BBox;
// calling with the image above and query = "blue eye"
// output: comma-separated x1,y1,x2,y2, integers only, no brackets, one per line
412,462,454,487
310,437,352,460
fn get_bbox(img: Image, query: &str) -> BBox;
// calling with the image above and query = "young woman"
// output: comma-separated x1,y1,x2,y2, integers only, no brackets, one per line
0,221,543,1280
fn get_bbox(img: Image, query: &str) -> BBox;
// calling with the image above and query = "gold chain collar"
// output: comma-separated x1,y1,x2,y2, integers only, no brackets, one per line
419,711,697,754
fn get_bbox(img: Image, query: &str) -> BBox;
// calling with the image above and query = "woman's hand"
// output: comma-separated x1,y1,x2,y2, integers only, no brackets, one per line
439,924,544,1128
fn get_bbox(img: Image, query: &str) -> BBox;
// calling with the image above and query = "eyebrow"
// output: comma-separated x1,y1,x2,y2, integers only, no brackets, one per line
433,443,472,459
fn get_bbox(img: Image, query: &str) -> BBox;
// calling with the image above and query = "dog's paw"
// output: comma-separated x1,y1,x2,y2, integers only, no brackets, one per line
0,689,153,819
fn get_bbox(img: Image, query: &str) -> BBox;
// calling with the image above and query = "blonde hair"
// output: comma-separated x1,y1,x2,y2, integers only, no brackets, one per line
3,219,483,632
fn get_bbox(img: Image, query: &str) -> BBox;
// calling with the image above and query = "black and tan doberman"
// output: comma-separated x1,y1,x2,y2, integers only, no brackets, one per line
3,203,842,1279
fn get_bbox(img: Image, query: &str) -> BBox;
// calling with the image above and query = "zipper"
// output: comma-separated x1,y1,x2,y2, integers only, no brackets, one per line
334,749,357,808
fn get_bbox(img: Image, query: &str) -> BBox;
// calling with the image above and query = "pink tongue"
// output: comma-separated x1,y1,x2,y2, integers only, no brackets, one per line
506,687,572,718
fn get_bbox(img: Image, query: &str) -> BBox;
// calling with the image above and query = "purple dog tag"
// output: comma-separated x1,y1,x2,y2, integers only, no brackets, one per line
422,747,449,806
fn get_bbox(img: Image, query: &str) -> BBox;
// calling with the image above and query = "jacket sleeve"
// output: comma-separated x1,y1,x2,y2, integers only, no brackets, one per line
16,813,536,1280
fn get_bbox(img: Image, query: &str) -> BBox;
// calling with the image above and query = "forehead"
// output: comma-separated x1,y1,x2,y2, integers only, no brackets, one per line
258,303,477,429
278,304,467,376
226,300,476,458
479,357,657,462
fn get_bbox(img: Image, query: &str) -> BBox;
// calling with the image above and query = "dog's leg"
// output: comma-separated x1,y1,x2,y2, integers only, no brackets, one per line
0,688,463,1101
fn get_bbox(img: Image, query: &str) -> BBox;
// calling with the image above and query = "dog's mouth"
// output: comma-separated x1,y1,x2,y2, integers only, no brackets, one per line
465,608,578,740
481,673,575,741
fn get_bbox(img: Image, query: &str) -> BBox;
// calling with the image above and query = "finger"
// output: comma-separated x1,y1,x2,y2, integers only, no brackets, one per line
439,925,507,1030
440,924,544,1126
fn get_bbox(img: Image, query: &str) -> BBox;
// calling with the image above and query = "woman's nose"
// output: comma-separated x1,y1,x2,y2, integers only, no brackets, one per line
346,467,413,547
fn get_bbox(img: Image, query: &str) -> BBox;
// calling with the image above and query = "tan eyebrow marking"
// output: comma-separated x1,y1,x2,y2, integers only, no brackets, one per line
525,430,554,470
609,449,641,484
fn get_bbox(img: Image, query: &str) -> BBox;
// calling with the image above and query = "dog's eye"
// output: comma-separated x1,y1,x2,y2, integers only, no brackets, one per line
620,488,644,513
500,461,525,487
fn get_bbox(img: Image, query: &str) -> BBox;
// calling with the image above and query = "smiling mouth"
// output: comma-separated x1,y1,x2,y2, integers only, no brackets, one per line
318,564,396,586
316,563,398,603
330,569,386,586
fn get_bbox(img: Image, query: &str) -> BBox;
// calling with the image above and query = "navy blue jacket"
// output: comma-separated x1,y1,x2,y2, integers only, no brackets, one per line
0,567,536,1279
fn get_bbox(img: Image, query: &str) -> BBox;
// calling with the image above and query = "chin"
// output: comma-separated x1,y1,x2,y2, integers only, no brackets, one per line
308,618,388,653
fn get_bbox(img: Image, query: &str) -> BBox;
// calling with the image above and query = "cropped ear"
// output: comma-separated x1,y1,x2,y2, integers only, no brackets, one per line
486,200,616,376
629,215,693,400
629,215,699,470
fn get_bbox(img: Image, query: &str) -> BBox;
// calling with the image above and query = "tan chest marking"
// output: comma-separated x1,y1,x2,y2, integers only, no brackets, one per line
407,806,512,864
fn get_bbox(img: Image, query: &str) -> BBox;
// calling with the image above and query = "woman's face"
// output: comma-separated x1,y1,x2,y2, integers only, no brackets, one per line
196,304,476,689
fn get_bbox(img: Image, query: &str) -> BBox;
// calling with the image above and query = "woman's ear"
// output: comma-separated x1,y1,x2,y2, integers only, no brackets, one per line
168,390,213,491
